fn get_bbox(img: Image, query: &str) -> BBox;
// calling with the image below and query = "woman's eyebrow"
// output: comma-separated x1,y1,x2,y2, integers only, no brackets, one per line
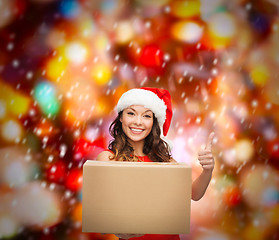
144,110,152,113
127,107,152,114
127,107,136,111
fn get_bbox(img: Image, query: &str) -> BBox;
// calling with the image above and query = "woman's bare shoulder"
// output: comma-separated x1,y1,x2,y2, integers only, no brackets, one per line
96,150,115,161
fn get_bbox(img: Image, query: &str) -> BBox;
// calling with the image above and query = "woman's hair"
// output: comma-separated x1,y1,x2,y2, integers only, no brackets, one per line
108,111,171,162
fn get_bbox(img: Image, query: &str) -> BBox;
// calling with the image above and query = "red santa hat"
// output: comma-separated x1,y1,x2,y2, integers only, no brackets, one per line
116,87,173,142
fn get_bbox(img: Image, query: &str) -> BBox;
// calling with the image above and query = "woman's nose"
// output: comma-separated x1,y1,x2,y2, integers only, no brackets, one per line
134,116,142,125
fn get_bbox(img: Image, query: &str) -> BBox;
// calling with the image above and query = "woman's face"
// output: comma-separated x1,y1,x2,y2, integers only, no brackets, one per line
120,105,154,143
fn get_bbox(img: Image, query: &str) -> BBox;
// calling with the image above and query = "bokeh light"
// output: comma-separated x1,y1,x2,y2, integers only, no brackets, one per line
65,42,88,64
1,119,23,143
13,182,64,228
65,168,82,192
250,64,270,86
46,161,67,184
34,81,61,116
91,64,112,85
171,21,204,43
207,12,237,49
170,0,200,18
59,0,81,19
139,44,164,68
234,138,254,164
115,20,135,44
0,214,19,239
45,57,68,81
0,147,39,187
0,81,31,116
72,202,82,223
240,164,279,209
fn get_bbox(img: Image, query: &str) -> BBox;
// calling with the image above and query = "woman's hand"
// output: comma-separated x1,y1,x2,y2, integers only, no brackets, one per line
114,233,144,239
198,132,215,172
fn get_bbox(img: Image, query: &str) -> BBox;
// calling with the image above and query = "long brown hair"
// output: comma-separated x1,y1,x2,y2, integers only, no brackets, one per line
108,111,171,162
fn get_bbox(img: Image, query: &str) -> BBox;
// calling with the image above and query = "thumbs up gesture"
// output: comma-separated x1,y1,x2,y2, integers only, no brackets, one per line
198,132,215,172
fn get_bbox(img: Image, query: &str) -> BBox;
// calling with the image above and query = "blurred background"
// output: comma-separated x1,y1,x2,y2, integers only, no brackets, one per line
0,0,279,239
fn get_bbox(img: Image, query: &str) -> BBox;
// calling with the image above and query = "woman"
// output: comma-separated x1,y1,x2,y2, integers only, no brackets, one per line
97,87,215,240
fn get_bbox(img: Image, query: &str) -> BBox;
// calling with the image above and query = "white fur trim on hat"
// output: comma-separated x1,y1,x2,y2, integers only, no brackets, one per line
116,88,167,129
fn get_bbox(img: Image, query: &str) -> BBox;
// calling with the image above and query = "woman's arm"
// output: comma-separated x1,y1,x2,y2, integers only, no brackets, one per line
191,132,215,201
191,169,213,201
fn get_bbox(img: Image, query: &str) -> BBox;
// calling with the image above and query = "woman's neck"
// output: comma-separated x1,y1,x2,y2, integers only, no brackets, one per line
128,139,145,156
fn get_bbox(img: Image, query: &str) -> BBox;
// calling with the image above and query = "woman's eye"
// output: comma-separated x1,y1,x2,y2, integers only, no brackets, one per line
127,112,134,115
144,115,152,118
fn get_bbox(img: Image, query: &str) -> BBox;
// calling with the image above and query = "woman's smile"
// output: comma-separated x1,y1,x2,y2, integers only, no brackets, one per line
129,127,145,134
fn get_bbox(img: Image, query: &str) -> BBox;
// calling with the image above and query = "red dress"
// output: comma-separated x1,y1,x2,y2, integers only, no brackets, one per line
118,155,181,240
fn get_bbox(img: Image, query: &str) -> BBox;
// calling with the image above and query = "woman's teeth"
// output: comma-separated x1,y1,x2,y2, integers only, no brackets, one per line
131,128,143,132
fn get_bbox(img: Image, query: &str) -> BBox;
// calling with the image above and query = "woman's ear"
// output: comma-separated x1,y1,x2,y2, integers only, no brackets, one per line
119,110,123,123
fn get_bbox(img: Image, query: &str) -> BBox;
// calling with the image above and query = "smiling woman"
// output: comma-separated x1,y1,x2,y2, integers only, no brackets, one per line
96,87,215,239
101,88,173,163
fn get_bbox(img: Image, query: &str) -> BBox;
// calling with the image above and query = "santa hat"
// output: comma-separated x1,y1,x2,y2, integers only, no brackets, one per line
116,87,173,148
